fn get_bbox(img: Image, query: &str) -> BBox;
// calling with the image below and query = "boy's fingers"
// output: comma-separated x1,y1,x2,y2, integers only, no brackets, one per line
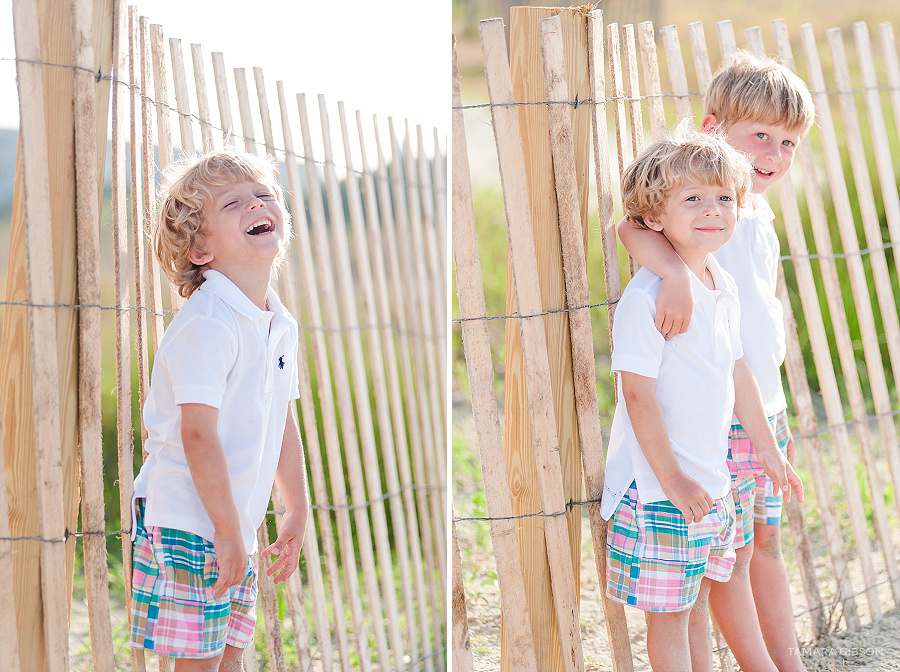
790,469,804,503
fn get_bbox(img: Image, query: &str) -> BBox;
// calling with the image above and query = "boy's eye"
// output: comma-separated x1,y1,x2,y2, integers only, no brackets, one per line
224,200,238,208
719,195,733,202
685,195,699,201
756,132,768,140
257,193,275,200
782,139,794,148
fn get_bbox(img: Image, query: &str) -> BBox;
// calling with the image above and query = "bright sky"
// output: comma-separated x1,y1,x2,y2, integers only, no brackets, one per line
0,0,449,145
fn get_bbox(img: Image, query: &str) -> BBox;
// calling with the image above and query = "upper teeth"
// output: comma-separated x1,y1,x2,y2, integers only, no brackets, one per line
247,219,272,234
756,168,773,175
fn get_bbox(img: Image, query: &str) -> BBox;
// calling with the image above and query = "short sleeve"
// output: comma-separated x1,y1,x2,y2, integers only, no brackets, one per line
165,315,238,408
728,297,743,361
610,289,665,379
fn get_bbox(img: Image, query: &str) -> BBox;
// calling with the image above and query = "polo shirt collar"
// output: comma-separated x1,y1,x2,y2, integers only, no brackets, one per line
693,254,737,304
200,269,273,320
738,193,775,225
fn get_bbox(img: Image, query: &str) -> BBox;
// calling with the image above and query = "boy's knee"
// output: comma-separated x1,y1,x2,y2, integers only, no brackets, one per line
733,541,754,571
175,657,222,672
219,645,246,672
753,524,783,559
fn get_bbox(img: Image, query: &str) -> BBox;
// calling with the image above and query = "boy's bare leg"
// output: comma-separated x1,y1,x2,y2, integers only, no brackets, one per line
689,579,713,672
688,578,714,672
751,523,806,671
175,653,224,672
171,645,244,672
219,645,246,672
709,542,778,672
647,609,692,671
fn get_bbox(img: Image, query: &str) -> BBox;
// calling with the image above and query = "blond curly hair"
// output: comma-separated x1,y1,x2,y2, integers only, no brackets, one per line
622,123,754,230
154,150,291,298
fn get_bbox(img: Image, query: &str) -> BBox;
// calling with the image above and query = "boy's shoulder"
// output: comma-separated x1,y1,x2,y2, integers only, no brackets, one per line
614,267,664,330
620,266,664,303
159,278,241,351
737,193,775,227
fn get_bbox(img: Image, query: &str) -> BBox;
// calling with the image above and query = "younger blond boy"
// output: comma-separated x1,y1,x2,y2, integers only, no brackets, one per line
602,125,803,671
619,52,816,671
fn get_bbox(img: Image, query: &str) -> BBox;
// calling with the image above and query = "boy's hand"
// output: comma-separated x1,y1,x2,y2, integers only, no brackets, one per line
211,530,248,600
659,471,714,524
758,447,804,504
656,268,693,339
261,510,309,584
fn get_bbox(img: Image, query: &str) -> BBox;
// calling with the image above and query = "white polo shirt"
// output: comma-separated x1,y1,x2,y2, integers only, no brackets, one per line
600,257,743,519
714,195,787,418
133,269,300,553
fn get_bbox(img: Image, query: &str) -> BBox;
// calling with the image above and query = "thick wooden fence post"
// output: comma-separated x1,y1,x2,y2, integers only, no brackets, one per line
501,7,590,671
3,0,113,666
483,15,585,672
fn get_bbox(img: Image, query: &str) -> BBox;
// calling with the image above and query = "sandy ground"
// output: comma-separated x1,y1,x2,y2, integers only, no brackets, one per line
458,513,900,671
454,407,900,671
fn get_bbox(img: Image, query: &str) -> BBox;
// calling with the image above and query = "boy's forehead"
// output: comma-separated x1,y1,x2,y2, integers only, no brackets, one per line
670,177,736,192
209,179,273,198
726,117,803,139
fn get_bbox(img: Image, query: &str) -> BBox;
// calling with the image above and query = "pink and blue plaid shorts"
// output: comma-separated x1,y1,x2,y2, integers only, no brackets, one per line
606,481,736,612
130,500,258,658
727,409,792,548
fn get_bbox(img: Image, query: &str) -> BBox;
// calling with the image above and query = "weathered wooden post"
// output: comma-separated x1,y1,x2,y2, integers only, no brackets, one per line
3,0,114,667
500,6,591,671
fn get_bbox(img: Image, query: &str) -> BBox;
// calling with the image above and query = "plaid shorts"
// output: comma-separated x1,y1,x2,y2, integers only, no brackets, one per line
606,481,736,612
130,500,258,658
727,409,791,548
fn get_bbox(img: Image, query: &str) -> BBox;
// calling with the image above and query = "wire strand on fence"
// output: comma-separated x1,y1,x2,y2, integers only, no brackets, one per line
453,496,602,523
450,242,900,326
0,483,446,544
793,408,900,444
780,239,900,261
451,85,900,110
453,297,619,324
396,647,448,672
705,576,895,659
0,299,443,340
0,56,447,194
453,408,900,525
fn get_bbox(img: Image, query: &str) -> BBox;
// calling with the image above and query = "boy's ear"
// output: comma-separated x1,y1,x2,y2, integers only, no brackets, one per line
643,215,664,232
188,247,213,266
700,114,719,132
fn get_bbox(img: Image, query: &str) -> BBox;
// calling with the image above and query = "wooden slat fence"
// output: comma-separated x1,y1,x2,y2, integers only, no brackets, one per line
452,7,900,671
2,0,447,669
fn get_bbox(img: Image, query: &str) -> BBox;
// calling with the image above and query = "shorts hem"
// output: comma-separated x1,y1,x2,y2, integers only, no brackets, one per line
605,587,698,613
130,642,226,659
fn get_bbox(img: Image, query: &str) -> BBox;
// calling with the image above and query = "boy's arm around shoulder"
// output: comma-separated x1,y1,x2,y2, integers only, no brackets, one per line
617,217,693,338
180,403,246,599
732,359,804,503
261,401,311,584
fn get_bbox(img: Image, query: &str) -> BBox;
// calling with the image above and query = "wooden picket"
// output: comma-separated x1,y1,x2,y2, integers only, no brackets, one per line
453,8,900,672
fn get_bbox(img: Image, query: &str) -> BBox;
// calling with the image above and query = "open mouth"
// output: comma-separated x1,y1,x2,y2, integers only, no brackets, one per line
246,219,275,236
754,167,774,177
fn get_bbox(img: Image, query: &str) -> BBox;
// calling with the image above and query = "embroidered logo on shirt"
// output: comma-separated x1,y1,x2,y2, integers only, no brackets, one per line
278,356,285,370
